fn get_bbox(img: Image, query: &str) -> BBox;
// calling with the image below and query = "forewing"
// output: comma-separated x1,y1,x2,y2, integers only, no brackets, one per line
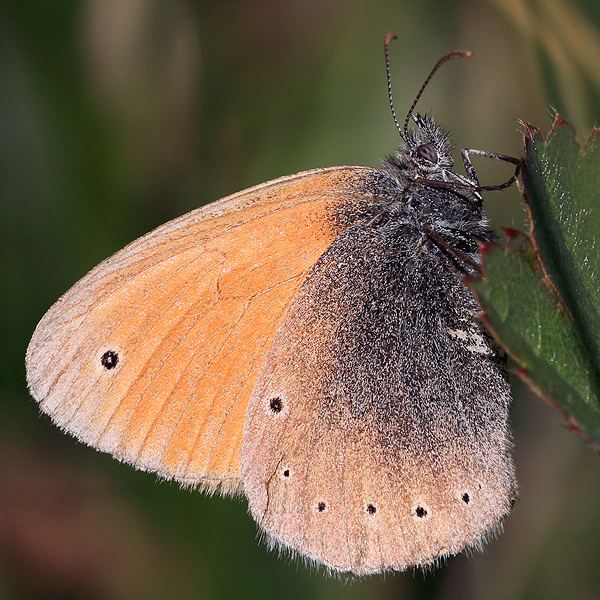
242,222,516,573
26,166,386,494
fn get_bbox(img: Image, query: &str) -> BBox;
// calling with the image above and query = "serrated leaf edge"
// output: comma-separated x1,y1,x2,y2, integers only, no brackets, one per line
468,235,600,453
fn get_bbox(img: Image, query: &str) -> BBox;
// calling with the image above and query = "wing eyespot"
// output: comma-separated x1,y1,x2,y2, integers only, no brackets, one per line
462,493,470,504
100,350,119,370
415,505,428,519
281,468,290,478
366,503,377,515
316,501,327,513
269,397,283,413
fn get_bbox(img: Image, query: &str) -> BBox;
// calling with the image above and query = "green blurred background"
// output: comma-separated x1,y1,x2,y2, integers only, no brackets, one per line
2,0,600,598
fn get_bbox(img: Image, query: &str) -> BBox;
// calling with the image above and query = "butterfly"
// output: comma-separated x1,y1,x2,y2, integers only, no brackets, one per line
26,35,520,575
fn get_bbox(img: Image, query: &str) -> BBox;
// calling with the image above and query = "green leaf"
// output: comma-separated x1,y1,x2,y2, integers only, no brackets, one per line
470,234,600,449
523,118,600,375
469,117,600,450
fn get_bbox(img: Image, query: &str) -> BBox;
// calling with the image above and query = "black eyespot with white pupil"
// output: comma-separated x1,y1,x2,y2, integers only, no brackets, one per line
417,143,438,163
269,397,283,413
101,350,119,370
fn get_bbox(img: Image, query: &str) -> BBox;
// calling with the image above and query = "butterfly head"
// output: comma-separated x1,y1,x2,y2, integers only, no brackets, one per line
389,112,455,179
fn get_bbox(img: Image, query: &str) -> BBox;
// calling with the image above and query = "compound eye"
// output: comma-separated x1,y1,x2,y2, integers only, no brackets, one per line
417,143,438,163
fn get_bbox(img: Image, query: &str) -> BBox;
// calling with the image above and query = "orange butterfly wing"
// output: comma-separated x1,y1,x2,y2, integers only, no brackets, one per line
26,166,385,495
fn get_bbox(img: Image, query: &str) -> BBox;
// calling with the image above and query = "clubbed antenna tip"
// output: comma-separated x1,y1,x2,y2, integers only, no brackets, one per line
383,36,472,141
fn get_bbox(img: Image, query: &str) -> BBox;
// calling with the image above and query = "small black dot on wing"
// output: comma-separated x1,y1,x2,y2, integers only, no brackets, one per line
100,350,119,370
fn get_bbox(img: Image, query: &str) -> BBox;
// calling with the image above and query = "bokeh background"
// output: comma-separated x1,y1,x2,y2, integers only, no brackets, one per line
2,0,600,598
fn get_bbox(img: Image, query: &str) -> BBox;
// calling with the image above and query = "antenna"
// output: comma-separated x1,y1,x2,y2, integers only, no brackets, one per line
403,49,472,137
384,34,472,140
384,33,404,140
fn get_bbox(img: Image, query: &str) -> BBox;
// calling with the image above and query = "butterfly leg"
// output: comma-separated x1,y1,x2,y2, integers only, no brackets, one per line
414,149,521,206
461,148,522,193
422,223,482,276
